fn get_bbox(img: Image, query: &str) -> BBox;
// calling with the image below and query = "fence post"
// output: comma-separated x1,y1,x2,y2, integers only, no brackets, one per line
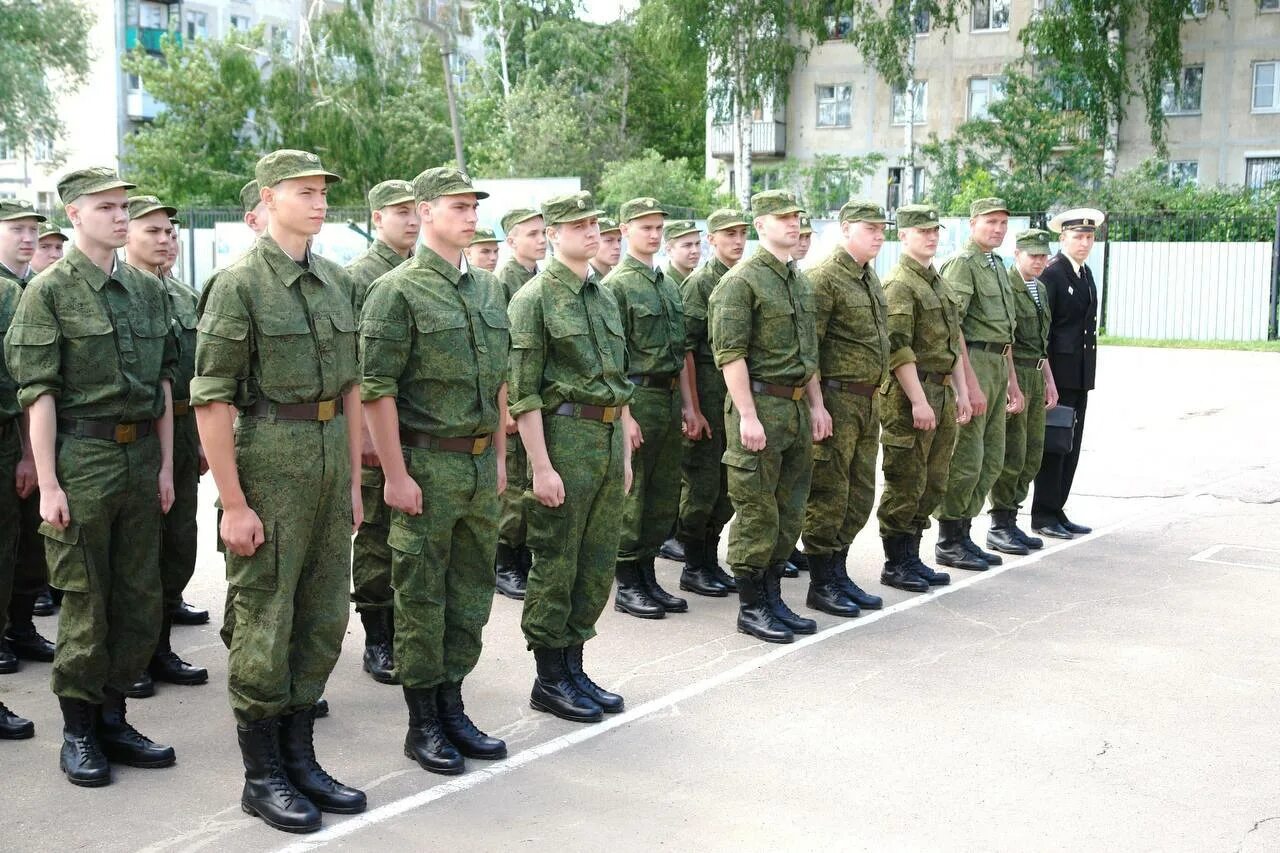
1099,219,1112,336
1270,205,1280,340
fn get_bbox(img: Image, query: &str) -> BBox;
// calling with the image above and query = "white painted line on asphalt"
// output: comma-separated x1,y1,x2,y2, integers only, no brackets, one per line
1189,543,1280,572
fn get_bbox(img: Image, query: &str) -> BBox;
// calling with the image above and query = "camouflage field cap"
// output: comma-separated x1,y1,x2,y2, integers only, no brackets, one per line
0,199,47,223
750,189,804,217
469,226,499,246
619,197,668,222
798,213,813,234
37,221,67,240
895,204,944,229
256,149,342,189
57,167,135,204
663,219,699,241
239,180,261,213
970,197,1010,217
541,191,604,225
127,195,178,221
413,166,489,202
501,208,541,233
598,216,621,235
839,199,891,224
706,208,750,232
1014,228,1053,254
368,179,415,211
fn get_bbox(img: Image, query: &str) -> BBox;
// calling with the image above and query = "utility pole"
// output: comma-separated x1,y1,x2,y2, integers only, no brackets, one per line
421,2,467,172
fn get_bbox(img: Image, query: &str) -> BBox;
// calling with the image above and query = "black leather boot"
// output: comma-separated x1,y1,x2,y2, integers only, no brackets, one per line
124,669,155,699
149,615,209,685
1011,518,1044,550
33,587,56,617
403,686,465,774
986,510,1030,556
494,542,527,600
563,644,624,713
658,536,686,562
763,563,817,634
834,548,883,609
238,718,321,833
4,594,55,661
910,532,951,586
962,519,1003,565
0,637,16,674
0,700,34,739
789,547,809,572
360,609,398,684
705,528,736,591
530,647,602,723
679,535,729,597
169,599,210,625
880,535,929,592
934,519,988,570
805,552,860,617
437,681,507,759
59,697,110,787
98,690,175,767
280,705,367,812
735,573,793,643
639,557,687,613
314,698,330,718
613,560,665,619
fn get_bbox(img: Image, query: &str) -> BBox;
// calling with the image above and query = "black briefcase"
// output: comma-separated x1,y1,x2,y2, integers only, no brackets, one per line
1044,404,1076,455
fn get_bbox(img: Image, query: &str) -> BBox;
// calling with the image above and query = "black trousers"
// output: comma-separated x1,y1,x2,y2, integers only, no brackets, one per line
1032,388,1088,523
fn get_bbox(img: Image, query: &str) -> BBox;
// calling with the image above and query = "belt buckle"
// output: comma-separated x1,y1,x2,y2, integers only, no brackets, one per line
789,386,805,401
1036,358,1047,370
1002,343,1013,357
472,436,489,455
316,399,337,421
600,406,618,423
940,374,952,387
114,423,137,443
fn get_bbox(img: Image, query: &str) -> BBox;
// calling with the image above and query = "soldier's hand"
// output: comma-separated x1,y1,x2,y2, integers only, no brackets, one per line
384,473,423,516
221,505,265,557
624,456,633,495
739,414,767,451
810,404,833,442
504,413,519,435
351,483,364,531
497,458,508,495
532,466,565,508
683,408,711,441
361,431,380,467
197,446,210,476
15,455,37,499
1045,385,1059,410
1006,385,1025,415
40,486,70,530
969,383,988,417
911,400,937,431
158,468,175,514
626,418,644,451
956,399,973,425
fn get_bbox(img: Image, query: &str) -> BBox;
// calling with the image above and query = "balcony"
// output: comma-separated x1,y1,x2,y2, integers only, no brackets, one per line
126,27,182,54
126,89,164,121
709,120,787,160
1053,111,1094,149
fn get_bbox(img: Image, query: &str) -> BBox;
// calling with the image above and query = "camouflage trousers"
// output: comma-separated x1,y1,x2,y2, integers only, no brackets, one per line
0,423,21,634
723,393,813,579
498,434,530,549
225,416,352,724
990,364,1047,512
159,412,199,611
618,385,682,564
877,377,958,537
45,433,163,704
521,413,624,650
802,387,880,556
351,464,392,612
387,444,499,689
939,348,1007,520
676,366,733,545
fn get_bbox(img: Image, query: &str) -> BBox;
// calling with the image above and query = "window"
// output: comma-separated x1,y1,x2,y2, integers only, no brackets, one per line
1263,0,1280,11
816,84,852,128
1246,156,1280,188
1184,0,1208,17
1161,66,1203,115
138,1,167,29
229,14,251,31
37,192,56,210
1167,160,1199,185
31,134,54,163
823,3,852,40
887,166,927,212
914,9,931,32
1253,62,1280,112
185,10,208,39
0,140,16,161
968,77,1006,119
892,82,927,124
972,0,1010,31
127,73,142,92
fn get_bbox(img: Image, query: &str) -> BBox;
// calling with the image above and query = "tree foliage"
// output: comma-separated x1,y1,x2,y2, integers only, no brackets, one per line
0,0,93,156
597,149,726,216
753,153,887,217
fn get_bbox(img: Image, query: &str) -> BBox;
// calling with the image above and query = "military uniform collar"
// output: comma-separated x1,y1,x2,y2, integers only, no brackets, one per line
0,260,29,285
707,256,730,277
621,254,660,282
831,245,869,276
64,245,119,292
413,242,467,285
965,238,1000,259
900,254,938,280
547,257,591,294
754,246,794,280
255,233,316,288
373,238,409,265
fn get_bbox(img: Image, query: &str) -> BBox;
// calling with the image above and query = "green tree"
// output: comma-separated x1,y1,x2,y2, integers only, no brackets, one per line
597,149,726,215
752,153,886,217
0,0,94,156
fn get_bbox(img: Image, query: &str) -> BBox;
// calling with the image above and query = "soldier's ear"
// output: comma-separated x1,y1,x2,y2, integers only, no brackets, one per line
261,185,276,210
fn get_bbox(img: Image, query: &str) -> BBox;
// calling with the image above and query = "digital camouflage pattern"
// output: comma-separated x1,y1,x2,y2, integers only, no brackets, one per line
348,239,406,315
496,257,537,307
990,269,1052,512
161,275,201,610
496,257,539,550
603,256,685,382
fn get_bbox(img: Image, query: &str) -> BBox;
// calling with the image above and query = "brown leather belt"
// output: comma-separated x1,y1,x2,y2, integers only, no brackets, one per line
1013,356,1048,370
968,340,1013,356
821,379,876,398
243,398,343,422
750,380,806,401
58,418,154,444
401,428,492,455
628,374,678,391
553,402,619,423
172,398,191,416
917,369,953,387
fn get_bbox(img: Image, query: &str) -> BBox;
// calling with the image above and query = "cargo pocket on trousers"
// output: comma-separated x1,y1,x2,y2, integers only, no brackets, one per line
721,447,761,493
39,521,90,593
811,442,834,464
387,520,427,598
225,519,277,592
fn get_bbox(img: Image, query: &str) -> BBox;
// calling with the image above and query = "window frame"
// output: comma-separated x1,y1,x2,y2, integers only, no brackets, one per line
1245,155,1280,188
1260,0,1278,12
815,83,853,129
967,76,1006,120
1252,61,1280,114
1161,65,1204,116
1167,160,1199,186
229,13,251,32
971,0,1011,32
891,81,928,126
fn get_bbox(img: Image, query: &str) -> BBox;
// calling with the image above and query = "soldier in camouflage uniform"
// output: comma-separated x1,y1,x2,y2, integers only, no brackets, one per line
241,180,267,236
32,220,68,274
708,190,832,644
465,226,500,272
347,179,420,686
604,200,703,618
493,207,547,600
8,169,180,786
508,190,634,723
675,209,748,597
193,150,366,832
590,217,622,279
793,213,814,263
936,198,1022,571
800,200,893,617
875,204,972,593
362,167,509,775
987,229,1058,553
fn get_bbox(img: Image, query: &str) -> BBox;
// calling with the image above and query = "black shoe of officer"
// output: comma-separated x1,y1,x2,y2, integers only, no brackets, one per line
438,681,507,759
880,535,929,593
494,542,527,600
834,548,883,609
934,519,989,571
0,701,34,739
59,697,110,787
1032,516,1073,539
613,560,665,619
910,533,951,586
1059,515,1092,535
679,534,730,598
658,537,686,562
98,690,175,767
169,599,210,625
962,519,1003,565
763,563,817,634
280,705,367,811
705,529,736,591
238,717,322,833
4,594,56,661
735,574,794,643
360,609,398,684
314,698,330,718
986,510,1030,556
149,616,209,685
789,547,809,572
33,588,57,617
805,552,861,617
529,647,603,723
403,686,465,774
781,560,800,578
563,644,624,713
639,557,687,613
125,670,155,699
0,638,17,674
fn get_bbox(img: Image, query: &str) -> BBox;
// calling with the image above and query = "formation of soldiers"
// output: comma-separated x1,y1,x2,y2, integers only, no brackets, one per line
0,151,1103,836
